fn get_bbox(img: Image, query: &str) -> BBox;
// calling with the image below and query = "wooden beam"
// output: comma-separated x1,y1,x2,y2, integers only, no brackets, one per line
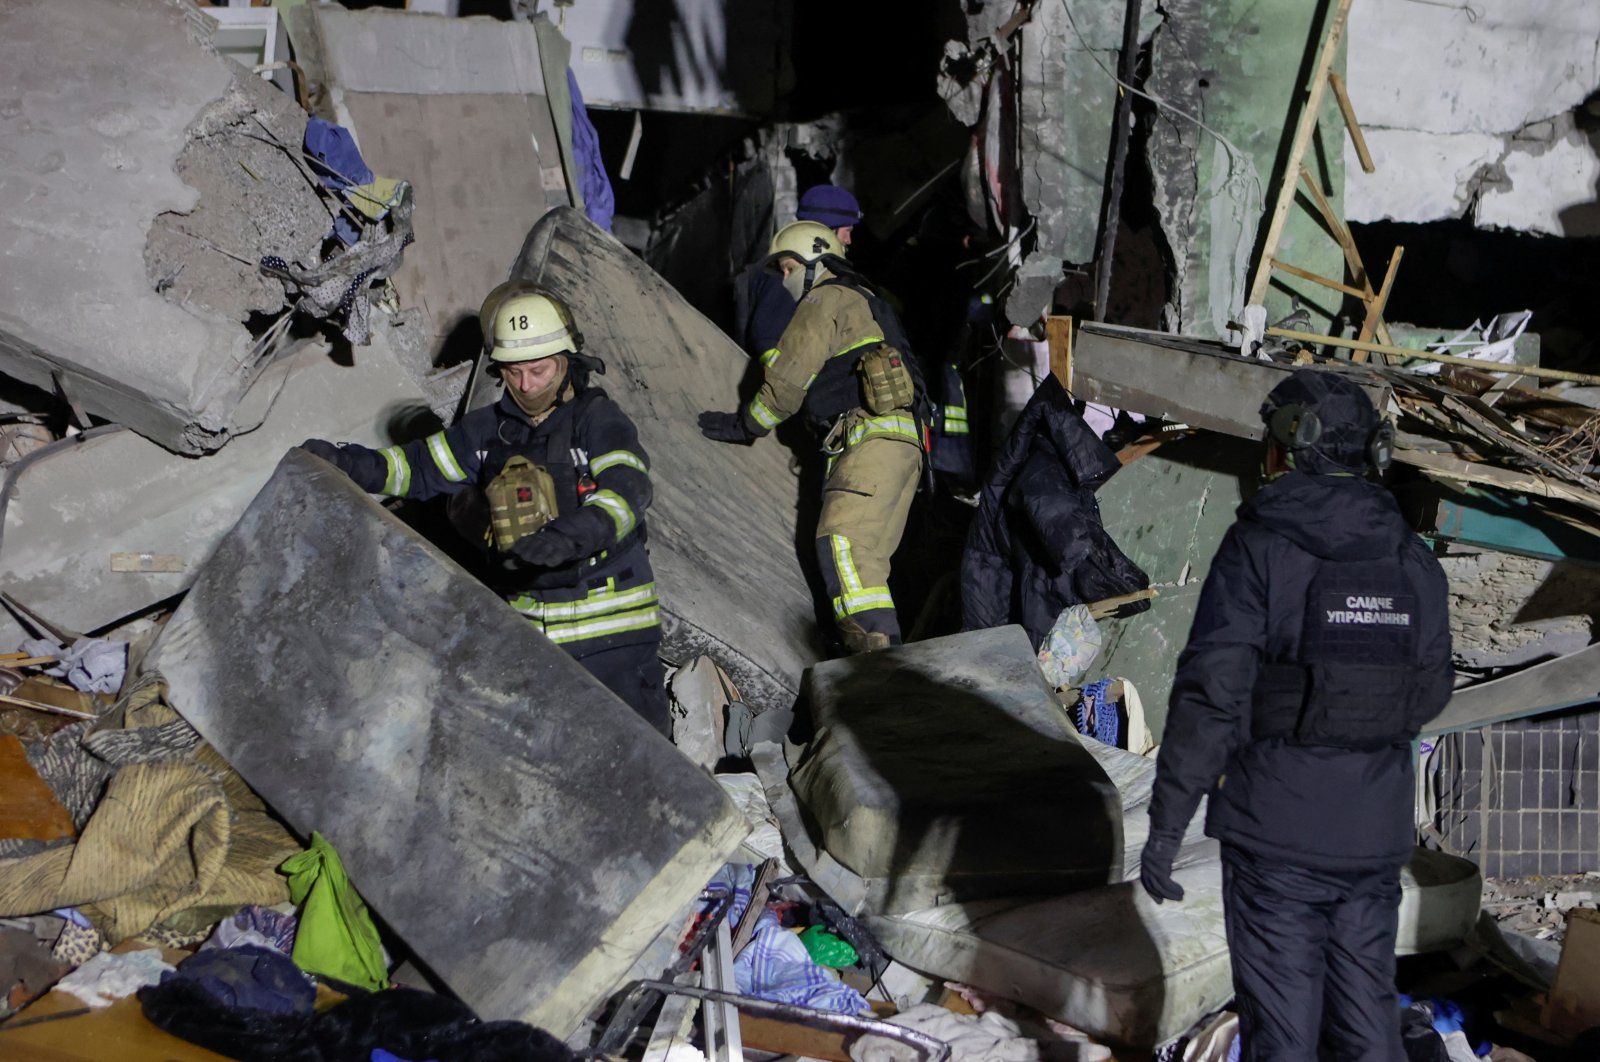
1353,245,1404,360
1270,257,1365,298
1246,0,1355,307
1265,327,1600,385
1328,72,1375,174
1046,315,1074,391
1295,166,1393,346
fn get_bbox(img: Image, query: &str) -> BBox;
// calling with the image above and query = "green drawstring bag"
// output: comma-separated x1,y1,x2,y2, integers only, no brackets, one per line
281,831,389,991
798,925,859,968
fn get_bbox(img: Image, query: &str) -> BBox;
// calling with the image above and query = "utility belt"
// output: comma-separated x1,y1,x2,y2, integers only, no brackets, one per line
1251,661,1427,749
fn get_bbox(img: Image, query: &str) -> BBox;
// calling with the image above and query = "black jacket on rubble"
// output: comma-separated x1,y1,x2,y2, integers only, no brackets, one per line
960,376,1149,647
1149,470,1456,870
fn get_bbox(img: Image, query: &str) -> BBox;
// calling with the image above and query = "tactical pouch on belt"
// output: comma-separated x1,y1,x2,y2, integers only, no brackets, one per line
857,346,916,415
485,455,560,552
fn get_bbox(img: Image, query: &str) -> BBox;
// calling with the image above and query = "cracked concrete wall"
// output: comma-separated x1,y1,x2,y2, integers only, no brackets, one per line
1145,0,1347,340
1345,0,1600,237
0,0,327,454
1004,1,1163,323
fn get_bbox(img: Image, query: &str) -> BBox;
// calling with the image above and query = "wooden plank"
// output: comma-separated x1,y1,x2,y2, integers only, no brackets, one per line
1353,245,1404,360
738,1013,853,1062
1046,316,1074,391
1328,72,1375,174
1246,0,1355,306
0,734,76,841
1265,327,1600,385
1295,167,1393,346
1270,257,1365,297
109,552,184,574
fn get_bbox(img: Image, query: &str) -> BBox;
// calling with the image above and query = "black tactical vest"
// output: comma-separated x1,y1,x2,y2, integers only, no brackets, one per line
1251,552,1433,748
800,275,930,433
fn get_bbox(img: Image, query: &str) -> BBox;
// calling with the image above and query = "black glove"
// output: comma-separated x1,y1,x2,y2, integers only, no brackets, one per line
698,410,755,445
1139,827,1186,904
300,438,344,465
298,438,387,493
502,528,583,571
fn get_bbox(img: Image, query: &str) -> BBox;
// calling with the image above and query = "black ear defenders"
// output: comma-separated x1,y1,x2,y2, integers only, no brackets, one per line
1267,402,1394,473
1268,403,1323,450
1368,418,1394,473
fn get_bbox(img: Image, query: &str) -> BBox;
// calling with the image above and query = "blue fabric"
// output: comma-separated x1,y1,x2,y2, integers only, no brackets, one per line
1076,678,1120,747
740,267,797,357
703,866,870,1015
305,117,373,190
304,117,373,245
165,944,315,1016
567,70,614,232
796,185,861,227
373,1050,437,1062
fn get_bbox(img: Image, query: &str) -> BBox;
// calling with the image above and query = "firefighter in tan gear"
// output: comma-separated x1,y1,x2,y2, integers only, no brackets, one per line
699,222,928,653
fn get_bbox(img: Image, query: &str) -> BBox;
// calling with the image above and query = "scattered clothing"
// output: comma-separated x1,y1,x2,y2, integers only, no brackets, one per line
0,758,297,944
166,944,315,1017
1075,679,1120,748
851,1003,1110,1062
961,375,1150,648
704,865,870,1015
282,832,389,992
20,636,126,694
140,982,573,1062
305,118,373,191
204,905,299,957
55,947,174,1009
52,916,102,965
1036,605,1102,688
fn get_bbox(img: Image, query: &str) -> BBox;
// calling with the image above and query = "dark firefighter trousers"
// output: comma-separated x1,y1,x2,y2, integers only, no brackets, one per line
1222,843,1404,1062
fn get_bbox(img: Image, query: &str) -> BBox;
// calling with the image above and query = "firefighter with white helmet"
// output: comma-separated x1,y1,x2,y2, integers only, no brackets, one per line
700,222,929,653
301,283,669,733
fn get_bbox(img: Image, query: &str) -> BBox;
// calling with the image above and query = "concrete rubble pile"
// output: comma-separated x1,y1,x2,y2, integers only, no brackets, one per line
0,1,1596,1061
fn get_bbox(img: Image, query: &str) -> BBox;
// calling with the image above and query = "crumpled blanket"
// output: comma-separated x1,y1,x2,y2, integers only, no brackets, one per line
851,1003,1111,1062
0,682,300,943
20,637,126,695
704,865,870,1015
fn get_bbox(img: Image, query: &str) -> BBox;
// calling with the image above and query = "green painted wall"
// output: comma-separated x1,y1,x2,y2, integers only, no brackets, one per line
1145,0,1348,339
1089,434,1257,738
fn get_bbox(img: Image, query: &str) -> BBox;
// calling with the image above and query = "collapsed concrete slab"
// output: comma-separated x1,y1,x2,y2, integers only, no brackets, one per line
0,339,434,640
771,626,1121,917
491,207,822,712
145,449,746,1035
0,0,331,453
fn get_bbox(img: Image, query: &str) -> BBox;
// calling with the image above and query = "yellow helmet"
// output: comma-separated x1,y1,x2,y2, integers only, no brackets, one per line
767,220,846,266
479,282,581,363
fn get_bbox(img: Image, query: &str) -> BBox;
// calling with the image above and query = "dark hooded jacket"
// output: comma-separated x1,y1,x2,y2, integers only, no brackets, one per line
960,376,1149,646
1149,470,1455,870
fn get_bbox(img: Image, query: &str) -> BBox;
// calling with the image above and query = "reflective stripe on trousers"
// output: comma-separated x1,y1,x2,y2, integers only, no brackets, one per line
507,578,661,646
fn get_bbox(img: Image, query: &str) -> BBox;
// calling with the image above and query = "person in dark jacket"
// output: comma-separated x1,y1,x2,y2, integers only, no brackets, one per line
734,185,864,359
300,285,670,736
960,374,1149,647
1140,369,1455,1061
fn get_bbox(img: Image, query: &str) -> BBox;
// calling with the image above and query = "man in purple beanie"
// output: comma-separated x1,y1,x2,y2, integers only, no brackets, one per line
736,184,863,359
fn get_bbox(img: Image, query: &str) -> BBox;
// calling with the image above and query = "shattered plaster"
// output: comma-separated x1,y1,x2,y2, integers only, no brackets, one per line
1345,0,1600,237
